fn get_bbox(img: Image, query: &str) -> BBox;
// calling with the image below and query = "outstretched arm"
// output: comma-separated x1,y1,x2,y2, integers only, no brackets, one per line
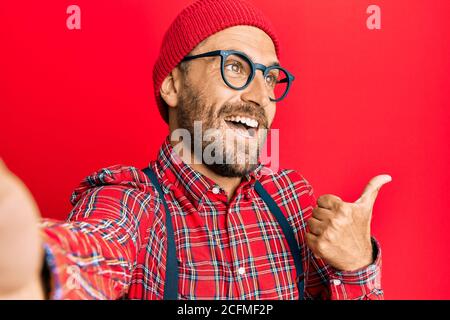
0,161,155,299
0,159,45,299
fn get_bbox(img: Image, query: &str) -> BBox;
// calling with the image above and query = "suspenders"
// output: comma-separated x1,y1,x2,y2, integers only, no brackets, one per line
142,167,304,300
254,182,305,300
143,167,178,300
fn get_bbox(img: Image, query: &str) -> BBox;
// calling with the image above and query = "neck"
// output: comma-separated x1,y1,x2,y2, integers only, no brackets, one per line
169,138,241,202
190,162,241,202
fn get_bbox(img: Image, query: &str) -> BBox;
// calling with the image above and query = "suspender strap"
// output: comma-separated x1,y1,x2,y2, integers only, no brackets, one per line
142,167,178,300
254,181,305,300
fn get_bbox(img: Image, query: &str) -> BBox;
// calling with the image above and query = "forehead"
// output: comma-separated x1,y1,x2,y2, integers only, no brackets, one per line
193,26,279,65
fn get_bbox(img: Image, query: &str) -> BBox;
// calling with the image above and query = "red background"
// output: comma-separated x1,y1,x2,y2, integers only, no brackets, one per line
0,0,449,299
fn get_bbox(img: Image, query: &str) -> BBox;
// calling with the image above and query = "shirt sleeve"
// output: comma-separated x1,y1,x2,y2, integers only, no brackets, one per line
300,177,384,300
39,166,156,300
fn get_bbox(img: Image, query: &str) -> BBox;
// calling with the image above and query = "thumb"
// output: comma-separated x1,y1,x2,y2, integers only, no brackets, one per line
355,174,392,207
0,158,11,182
0,158,11,174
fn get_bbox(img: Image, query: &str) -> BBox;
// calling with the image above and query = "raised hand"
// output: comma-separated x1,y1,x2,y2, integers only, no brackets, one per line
305,175,392,271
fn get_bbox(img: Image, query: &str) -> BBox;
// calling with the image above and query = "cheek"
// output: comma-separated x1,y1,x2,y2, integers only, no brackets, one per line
203,65,237,103
193,70,233,107
266,105,276,127
208,75,237,104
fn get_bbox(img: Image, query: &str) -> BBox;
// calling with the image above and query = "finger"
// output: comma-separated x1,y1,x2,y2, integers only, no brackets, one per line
0,158,11,185
305,232,322,259
355,174,392,206
0,158,7,174
317,194,343,210
312,206,332,221
307,217,324,236
0,158,13,180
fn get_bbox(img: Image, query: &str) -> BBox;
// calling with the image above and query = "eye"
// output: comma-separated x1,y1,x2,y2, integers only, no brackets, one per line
265,74,277,87
225,61,244,74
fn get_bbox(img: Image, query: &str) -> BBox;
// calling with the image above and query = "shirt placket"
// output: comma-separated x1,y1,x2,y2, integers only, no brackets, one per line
226,192,259,299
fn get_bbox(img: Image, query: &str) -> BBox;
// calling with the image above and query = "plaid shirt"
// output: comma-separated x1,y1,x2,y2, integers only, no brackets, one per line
41,136,383,300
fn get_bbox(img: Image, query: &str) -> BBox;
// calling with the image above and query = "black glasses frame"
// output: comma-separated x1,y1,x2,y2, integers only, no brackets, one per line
181,50,295,102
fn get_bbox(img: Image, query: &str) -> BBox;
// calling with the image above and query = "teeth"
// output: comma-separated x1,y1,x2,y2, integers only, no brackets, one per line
225,116,259,128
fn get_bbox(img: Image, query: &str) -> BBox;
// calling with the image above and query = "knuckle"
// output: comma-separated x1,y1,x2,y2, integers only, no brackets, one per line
367,182,376,191
306,234,317,250
329,217,341,228
332,215,351,228
312,207,319,216
323,229,336,242
316,239,327,254
317,195,325,203
338,203,352,216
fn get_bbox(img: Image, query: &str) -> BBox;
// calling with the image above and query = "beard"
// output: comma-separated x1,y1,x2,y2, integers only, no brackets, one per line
176,85,269,178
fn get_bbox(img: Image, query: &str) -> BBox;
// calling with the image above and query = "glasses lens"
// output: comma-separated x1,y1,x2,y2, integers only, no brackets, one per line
266,67,289,101
223,53,252,89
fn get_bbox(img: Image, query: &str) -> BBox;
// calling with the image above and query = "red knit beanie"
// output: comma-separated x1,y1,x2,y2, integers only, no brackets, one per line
152,0,280,123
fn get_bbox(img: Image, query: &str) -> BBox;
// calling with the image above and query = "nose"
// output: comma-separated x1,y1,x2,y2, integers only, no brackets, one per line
240,71,271,108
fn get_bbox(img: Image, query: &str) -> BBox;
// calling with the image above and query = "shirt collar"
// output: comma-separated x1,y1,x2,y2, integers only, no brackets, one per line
153,136,264,207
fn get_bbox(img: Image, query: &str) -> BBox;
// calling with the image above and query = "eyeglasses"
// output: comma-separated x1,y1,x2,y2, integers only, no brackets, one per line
181,50,295,102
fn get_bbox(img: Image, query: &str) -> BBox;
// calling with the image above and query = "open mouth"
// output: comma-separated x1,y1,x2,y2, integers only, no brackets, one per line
224,115,259,138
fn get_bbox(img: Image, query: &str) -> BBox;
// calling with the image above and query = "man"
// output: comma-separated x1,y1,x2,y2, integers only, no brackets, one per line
0,0,391,300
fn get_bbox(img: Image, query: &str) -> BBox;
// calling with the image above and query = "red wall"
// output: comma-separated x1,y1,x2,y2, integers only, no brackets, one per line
1,0,449,299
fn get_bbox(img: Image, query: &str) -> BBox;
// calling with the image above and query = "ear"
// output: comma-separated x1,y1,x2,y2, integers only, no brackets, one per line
160,67,183,108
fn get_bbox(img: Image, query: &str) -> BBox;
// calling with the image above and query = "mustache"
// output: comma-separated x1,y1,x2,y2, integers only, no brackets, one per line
218,103,269,129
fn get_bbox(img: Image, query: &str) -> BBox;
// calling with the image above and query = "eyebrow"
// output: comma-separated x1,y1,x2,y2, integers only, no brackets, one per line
223,48,280,67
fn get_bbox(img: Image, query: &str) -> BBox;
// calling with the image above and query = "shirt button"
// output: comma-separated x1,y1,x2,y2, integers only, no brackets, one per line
212,186,220,195
238,267,246,275
332,279,342,286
